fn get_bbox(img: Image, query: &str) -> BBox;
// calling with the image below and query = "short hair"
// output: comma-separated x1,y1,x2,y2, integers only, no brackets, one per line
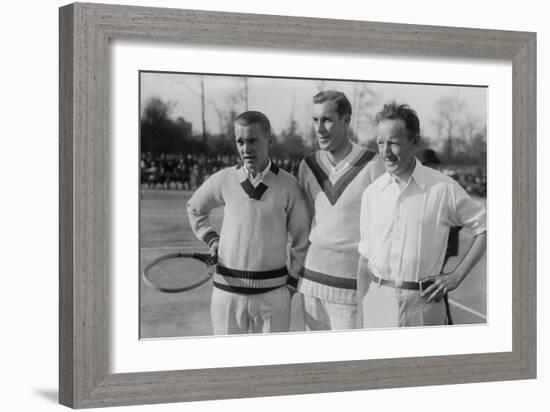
375,102,420,141
234,111,271,136
313,90,352,117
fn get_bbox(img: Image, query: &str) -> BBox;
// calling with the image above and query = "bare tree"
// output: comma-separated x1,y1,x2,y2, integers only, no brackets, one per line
200,76,206,145
240,78,249,111
214,93,241,139
432,96,466,162
350,83,379,144
141,97,192,154
432,96,487,164
175,76,207,145
231,77,250,111
460,115,486,164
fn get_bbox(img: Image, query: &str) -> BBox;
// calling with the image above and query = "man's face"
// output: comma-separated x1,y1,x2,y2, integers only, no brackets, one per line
376,118,417,179
234,123,272,174
312,101,350,154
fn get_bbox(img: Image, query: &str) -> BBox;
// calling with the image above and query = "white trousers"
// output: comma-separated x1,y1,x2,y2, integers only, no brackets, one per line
210,286,291,335
302,294,357,331
361,283,447,328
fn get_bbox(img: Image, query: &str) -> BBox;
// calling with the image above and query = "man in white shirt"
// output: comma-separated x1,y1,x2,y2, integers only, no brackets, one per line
357,102,487,328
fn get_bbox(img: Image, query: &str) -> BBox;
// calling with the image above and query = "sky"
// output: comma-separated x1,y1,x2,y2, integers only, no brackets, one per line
140,71,487,147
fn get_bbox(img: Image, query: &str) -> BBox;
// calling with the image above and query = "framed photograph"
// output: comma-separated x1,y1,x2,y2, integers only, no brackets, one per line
138,71,488,340
59,2,536,408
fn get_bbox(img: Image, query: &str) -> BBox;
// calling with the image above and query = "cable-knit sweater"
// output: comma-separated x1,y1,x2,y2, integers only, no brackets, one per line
298,144,385,304
187,163,310,294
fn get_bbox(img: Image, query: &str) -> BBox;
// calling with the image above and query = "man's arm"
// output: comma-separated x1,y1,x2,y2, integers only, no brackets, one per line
356,255,373,328
186,172,225,258
297,159,314,224
421,231,487,303
356,188,375,328
421,179,487,303
286,181,311,293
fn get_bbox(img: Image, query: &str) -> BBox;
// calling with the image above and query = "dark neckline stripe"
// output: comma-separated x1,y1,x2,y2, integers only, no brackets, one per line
331,149,375,200
240,180,268,200
238,161,278,200
305,149,376,205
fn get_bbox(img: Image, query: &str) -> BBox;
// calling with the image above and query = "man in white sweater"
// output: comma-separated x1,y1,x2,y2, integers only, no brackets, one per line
187,111,310,335
297,90,385,331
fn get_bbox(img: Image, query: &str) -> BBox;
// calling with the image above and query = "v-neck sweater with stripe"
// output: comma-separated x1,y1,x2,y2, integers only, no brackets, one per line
297,144,385,304
187,163,310,294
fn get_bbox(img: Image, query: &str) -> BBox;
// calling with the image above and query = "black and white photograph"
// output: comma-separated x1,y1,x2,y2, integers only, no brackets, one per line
4,0,544,410
139,71,487,339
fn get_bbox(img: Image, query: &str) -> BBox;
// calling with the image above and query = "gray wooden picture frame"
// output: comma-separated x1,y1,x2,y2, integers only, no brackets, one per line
59,2,536,408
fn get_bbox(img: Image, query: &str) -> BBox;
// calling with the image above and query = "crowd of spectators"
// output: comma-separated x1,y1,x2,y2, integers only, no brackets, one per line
141,152,486,197
141,152,301,191
442,166,487,198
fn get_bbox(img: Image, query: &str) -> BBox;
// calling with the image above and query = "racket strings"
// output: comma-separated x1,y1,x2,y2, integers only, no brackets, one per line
144,255,213,292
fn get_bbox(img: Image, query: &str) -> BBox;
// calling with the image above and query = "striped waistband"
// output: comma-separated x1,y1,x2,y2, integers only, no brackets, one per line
301,268,357,290
216,265,288,279
213,265,289,294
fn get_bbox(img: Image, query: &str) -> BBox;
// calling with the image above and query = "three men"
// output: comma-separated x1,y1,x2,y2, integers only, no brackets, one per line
357,102,487,328
297,91,385,330
187,111,310,335
186,96,487,334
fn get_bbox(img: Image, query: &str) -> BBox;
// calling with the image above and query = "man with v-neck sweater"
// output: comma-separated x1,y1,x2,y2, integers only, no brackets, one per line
187,111,310,335
297,90,385,331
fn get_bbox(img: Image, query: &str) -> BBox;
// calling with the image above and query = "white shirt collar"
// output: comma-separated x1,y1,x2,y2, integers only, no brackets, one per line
323,142,361,178
380,158,426,191
244,158,271,185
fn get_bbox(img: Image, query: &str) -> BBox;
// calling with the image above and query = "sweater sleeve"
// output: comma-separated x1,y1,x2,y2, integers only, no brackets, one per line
297,159,314,222
186,170,225,246
286,179,311,287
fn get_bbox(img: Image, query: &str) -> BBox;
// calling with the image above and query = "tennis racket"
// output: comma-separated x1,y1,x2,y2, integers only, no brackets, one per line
142,252,216,293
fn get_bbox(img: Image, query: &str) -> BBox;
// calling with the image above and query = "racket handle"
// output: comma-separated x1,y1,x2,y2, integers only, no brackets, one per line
192,252,217,266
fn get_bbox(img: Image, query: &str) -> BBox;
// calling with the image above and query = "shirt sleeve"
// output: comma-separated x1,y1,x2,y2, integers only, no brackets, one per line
447,180,487,236
358,188,372,258
186,170,225,246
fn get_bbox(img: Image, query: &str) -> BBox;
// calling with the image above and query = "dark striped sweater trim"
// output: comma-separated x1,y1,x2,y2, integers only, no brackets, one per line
269,162,280,175
216,265,288,279
302,268,357,290
238,161,280,200
286,276,298,289
214,265,289,294
203,231,220,247
304,149,376,205
213,283,282,295
240,180,268,200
